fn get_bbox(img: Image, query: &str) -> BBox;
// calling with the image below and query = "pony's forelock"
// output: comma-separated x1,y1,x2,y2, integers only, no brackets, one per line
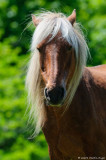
31,12,78,52
26,11,89,135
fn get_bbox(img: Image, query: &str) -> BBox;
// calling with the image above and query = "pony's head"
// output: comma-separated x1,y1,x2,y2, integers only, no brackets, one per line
36,31,76,106
26,10,89,134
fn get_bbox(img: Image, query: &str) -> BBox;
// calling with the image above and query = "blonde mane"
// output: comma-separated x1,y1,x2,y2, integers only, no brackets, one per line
26,11,89,135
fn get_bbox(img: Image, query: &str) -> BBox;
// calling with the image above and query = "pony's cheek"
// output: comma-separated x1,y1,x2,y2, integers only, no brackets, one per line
41,71,48,84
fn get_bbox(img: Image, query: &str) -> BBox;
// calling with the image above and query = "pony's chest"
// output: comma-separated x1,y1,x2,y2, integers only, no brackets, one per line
43,112,85,158
57,121,86,158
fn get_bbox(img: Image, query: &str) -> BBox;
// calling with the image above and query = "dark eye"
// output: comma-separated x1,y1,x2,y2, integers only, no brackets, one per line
37,47,41,52
41,65,45,72
41,63,46,72
67,45,72,51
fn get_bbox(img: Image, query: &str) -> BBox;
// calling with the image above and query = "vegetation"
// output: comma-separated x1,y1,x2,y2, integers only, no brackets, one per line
0,0,105,159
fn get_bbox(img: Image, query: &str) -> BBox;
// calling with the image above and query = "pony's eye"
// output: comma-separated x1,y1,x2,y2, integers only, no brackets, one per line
67,46,72,51
41,66,45,72
41,64,45,72
37,47,41,52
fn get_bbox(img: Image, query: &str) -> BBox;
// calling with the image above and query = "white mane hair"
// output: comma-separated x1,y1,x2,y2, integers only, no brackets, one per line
26,11,89,135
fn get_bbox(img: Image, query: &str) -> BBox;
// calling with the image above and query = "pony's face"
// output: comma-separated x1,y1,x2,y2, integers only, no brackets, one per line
32,9,77,106
37,34,75,106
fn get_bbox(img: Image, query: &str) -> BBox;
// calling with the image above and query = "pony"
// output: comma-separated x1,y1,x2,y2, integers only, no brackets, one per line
26,9,106,160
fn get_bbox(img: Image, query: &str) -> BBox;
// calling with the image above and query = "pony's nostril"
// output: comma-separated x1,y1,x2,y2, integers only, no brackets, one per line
44,87,50,100
44,86,65,105
44,87,47,96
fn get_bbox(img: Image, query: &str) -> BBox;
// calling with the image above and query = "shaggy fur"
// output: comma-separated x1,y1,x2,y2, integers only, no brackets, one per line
26,11,89,135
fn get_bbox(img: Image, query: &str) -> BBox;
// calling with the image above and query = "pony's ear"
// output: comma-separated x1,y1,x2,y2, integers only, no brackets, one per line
67,9,76,25
31,14,40,26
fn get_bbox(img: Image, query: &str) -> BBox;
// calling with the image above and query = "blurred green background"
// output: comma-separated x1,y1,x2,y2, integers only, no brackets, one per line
0,0,106,160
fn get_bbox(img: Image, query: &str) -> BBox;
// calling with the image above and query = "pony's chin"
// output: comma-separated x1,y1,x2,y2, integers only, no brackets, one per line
49,103,62,107
45,99,63,107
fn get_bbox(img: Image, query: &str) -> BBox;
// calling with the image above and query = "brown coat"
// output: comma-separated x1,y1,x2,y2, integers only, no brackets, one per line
42,65,106,160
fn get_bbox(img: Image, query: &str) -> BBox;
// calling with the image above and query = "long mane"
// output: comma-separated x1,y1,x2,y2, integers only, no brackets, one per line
26,11,89,135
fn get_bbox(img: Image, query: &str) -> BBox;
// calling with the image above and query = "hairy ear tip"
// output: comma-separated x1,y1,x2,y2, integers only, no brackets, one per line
31,14,35,19
67,9,76,25
31,14,40,26
72,9,76,15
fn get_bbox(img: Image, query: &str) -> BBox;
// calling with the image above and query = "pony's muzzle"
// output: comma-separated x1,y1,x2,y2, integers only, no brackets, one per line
44,86,65,106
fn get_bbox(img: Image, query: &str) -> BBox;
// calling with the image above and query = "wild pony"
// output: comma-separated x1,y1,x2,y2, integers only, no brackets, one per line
26,10,106,160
